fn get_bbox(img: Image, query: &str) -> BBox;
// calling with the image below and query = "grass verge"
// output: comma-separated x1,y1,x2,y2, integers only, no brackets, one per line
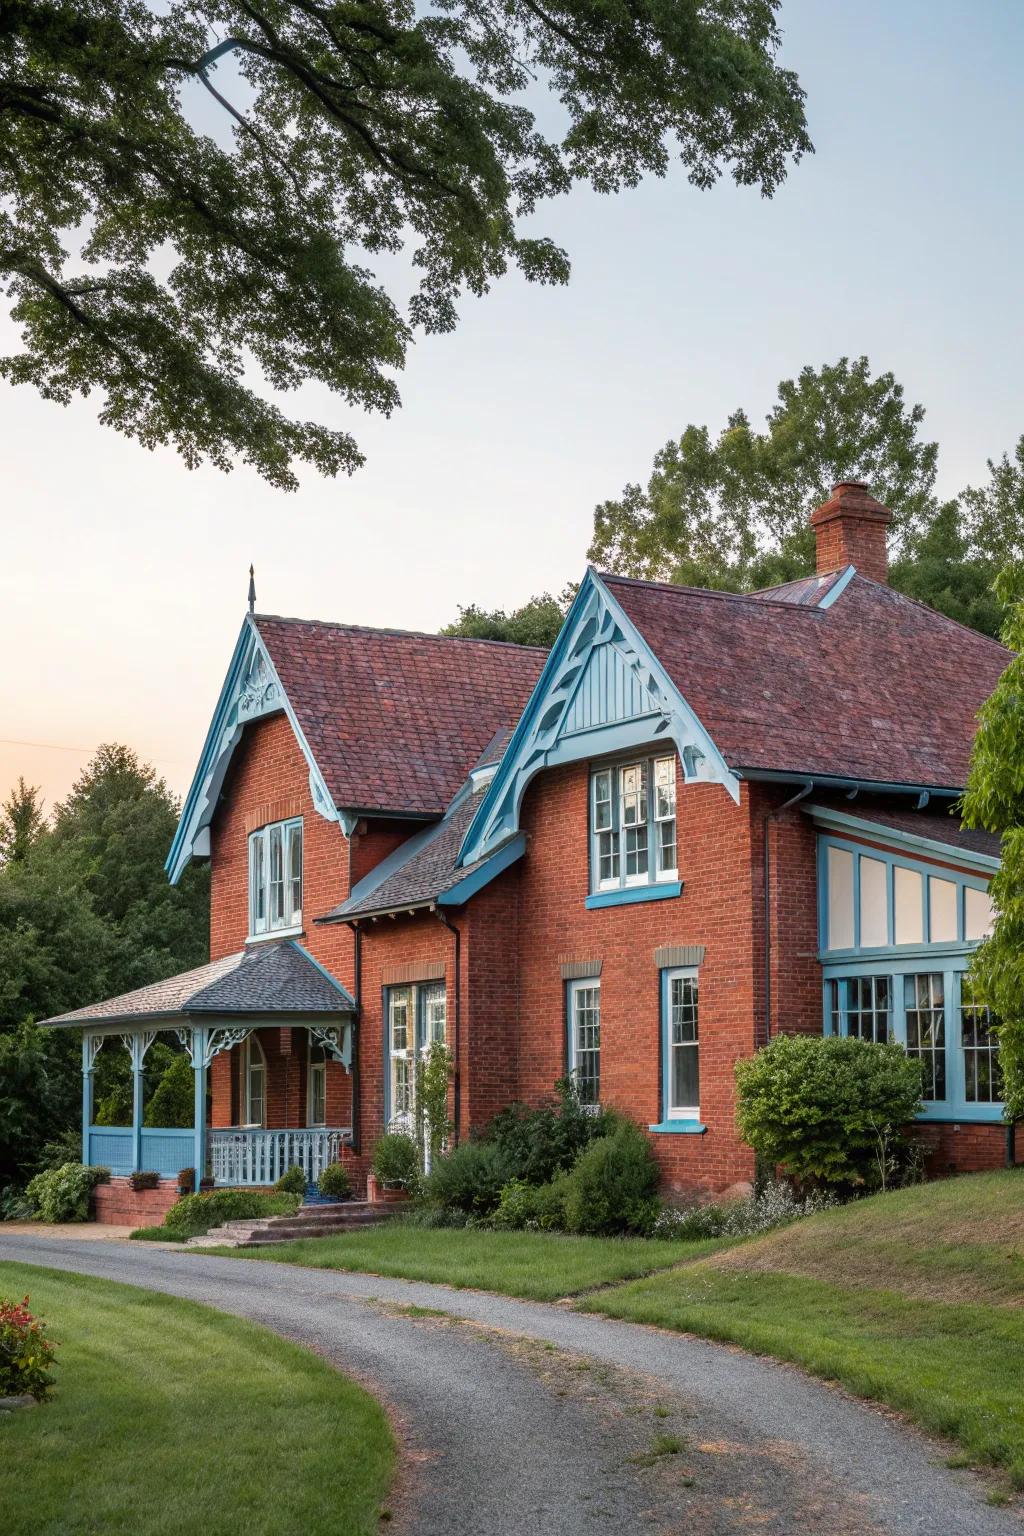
0,1262,395,1536
210,1223,728,1301
582,1169,1024,1487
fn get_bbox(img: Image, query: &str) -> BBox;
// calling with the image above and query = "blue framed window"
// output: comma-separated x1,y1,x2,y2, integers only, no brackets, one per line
590,755,677,894
566,978,601,1106
819,835,994,957
662,967,700,1121
384,981,447,1129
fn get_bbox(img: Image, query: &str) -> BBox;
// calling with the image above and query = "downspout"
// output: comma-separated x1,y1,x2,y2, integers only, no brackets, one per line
435,908,462,1146
1006,1122,1016,1170
762,780,814,1046
350,923,362,1156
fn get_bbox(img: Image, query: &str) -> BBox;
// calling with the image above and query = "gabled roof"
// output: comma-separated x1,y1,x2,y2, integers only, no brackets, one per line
41,940,356,1027
604,572,1010,792
253,615,546,818
326,785,518,920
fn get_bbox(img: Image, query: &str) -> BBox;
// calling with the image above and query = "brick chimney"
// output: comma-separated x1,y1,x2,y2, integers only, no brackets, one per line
809,481,893,584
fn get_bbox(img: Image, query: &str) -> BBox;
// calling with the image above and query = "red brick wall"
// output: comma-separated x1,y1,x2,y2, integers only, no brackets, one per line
912,1121,1022,1177
94,1179,179,1227
512,761,759,1196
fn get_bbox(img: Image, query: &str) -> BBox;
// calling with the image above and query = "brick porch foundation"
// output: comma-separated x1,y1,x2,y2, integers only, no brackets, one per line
93,1178,181,1227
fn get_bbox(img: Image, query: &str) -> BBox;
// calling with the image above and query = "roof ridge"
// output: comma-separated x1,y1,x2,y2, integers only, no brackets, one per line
599,571,827,615
846,572,1012,655
254,613,550,654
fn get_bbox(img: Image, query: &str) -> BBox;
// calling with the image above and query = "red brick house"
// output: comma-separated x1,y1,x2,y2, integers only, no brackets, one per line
47,482,1021,1209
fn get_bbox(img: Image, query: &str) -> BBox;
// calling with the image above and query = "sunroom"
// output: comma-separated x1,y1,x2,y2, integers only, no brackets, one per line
813,804,1004,1128
41,940,356,1188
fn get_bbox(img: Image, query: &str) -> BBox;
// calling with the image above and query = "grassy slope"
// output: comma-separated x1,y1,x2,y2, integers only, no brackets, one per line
583,1170,1024,1485
212,1225,728,1301
0,1263,394,1536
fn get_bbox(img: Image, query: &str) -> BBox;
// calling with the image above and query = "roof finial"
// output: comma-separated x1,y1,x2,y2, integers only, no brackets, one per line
247,564,256,615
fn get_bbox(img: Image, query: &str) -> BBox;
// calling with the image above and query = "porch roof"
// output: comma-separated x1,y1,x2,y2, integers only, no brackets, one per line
40,939,356,1029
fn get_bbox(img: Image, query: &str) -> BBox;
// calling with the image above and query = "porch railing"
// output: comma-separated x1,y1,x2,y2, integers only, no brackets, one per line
208,1127,352,1187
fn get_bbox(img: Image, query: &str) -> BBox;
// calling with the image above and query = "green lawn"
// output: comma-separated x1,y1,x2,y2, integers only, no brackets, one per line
213,1224,728,1301
0,1263,395,1536
582,1170,1024,1487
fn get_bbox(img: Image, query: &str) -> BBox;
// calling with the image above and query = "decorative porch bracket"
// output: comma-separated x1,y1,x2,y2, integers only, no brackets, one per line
309,1023,352,1072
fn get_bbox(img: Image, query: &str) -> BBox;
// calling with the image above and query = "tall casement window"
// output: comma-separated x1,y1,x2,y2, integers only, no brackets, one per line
590,755,677,892
567,978,601,1106
308,1044,327,1128
664,968,699,1120
385,981,447,1128
239,1035,265,1127
248,818,303,937
819,830,1002,1122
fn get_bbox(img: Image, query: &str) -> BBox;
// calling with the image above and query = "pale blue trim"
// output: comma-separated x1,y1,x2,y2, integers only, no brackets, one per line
648,1121,707,1134
823,961,1005,1122
585,881,682,910
288,941,357,1010
816,564,856,609
818,833,991,955
457,569,739,869
810,804,999,875
439,833,527,906
167,615,341,886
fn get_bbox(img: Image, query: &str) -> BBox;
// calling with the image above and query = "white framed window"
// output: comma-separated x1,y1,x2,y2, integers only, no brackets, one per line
567,978,601,1106
239,1035,266,1127
591,755,678,893
249,818,303,937
385,982,447,1128
308,1044,327,1127
664,968,699,1119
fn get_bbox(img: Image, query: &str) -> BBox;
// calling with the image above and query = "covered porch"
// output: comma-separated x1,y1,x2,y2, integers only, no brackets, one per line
44,940,357,1189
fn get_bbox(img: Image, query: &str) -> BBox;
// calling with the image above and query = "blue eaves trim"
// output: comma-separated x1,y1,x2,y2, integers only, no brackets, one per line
648,1121,707,1134
585,881,682,910
438,833,527,907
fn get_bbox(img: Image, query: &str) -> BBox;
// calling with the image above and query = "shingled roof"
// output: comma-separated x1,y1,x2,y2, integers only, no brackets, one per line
254,616,547,818
604,572,1010,791
42,940,356,1027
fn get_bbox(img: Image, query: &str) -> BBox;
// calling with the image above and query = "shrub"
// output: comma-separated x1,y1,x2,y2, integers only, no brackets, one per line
420,1140,511,1216
163,1190,300,1239
483,1078,612,1185
735,1034,924,1187
274,1165,308,1196
144,1053,194,1128
25,1163,110,1223
33,1129,85,1175
0,1185,34,1222
415,1043,454,1172
561,1120,660,1236
177,1167,195,1193
128,1171,160,1192
491,1173,572,1231
0,1296,57,1401
317,1162,353,1201
372,1131,420,1189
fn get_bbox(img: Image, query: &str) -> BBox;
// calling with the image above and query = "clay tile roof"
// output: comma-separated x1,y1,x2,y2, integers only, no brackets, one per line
41,941,355,1027
603,572,1010,791
254,616,547,817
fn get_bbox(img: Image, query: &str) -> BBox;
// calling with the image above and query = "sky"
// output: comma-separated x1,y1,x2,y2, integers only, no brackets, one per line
3,0,1024,813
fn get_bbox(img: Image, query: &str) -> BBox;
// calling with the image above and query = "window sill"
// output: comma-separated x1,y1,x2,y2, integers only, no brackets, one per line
586,881,682,911
246,926,305,945
648,1120,706,1135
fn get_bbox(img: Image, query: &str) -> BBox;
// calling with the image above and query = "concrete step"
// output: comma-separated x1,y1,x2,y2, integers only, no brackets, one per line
186,1200,400,1249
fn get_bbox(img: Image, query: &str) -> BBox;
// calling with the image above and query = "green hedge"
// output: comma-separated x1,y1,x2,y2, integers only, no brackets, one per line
162,1190,301,1239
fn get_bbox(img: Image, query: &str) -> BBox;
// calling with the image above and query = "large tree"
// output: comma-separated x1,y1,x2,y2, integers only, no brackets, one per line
589,356,940,590
441,589,570,648
962,569,1024,1121
1,0,811,488
0,776,46,865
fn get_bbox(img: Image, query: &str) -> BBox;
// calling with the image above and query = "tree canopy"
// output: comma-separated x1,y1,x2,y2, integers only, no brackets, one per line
2,0,811,488
0,743,209,1189
441,589,571,648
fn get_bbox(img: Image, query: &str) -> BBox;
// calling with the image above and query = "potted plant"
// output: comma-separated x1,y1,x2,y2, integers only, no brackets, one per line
370,1131,419,1202
176,1167,195,1196
128,1170,160,1192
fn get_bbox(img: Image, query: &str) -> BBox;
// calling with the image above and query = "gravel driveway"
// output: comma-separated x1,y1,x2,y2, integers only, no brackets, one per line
1,1232,1017,1536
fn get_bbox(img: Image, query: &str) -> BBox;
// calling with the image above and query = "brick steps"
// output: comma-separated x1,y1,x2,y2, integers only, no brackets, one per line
186,1200,399,1249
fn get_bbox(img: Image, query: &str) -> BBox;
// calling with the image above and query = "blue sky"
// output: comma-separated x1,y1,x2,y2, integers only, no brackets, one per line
2,0,1023,808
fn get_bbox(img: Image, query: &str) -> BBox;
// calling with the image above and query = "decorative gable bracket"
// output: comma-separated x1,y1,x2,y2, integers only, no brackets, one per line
457,569,740,868
166,616,340,885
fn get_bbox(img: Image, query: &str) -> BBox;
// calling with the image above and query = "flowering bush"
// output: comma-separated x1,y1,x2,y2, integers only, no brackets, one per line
0,1296,57,1401
649,1182,840,1241
25,1163,110,1223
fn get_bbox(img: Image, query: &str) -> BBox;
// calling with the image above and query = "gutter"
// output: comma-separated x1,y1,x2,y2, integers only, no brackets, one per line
737,767,963,802
762,780,814,1047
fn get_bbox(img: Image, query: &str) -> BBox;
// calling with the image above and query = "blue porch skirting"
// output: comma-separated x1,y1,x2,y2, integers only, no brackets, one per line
87,1126,194,1179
